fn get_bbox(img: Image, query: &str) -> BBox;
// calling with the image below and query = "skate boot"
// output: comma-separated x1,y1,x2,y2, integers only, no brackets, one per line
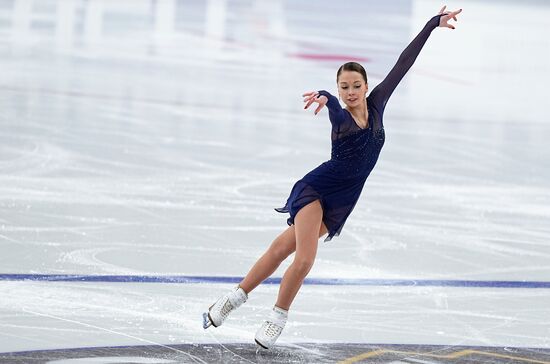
202,285,248,329
254,306,288,349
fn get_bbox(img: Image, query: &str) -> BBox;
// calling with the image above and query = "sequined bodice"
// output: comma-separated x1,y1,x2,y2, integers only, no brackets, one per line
329,126,385,178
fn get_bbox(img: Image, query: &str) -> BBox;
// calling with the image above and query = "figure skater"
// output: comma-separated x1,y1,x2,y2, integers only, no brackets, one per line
203,6,462,349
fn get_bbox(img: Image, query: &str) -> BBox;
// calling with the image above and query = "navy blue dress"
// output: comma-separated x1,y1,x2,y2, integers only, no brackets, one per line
275,15,443,242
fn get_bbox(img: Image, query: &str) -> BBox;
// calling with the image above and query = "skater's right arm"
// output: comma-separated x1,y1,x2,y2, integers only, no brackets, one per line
302,90,345,128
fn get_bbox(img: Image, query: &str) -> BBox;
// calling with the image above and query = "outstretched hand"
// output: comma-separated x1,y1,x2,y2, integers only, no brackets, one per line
438,5,462,29
302,91,327,115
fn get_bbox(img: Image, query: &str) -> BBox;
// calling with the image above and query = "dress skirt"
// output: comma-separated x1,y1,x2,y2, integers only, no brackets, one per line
275,160,366,242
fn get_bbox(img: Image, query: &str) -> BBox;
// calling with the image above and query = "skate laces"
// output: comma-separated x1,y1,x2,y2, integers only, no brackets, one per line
261,306,287,338
220,299,234,319
230,287,248,306
264,321,283,338
213,287,247,323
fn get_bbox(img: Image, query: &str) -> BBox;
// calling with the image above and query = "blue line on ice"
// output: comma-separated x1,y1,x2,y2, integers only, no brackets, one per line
0,274,549,288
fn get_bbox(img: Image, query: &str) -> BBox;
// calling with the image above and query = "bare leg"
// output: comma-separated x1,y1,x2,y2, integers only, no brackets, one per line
239,213,327,295
275,200,323,310
239,226,296,294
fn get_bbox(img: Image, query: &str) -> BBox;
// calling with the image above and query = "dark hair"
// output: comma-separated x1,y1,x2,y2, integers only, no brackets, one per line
336,62,368,84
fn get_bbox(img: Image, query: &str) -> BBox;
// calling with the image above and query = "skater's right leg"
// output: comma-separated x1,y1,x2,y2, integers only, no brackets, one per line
239,220,328,294
238,226,296,294
275,199,323,311
255,199,324,349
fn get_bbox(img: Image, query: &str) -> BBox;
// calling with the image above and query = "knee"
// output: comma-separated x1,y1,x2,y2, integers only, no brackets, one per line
292,256,315,276
268,240,294,263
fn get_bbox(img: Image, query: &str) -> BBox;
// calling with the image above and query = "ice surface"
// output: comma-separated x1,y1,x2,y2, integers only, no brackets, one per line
0,0,549,357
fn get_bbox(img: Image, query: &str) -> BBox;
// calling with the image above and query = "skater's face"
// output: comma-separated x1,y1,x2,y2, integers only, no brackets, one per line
337,70,368,108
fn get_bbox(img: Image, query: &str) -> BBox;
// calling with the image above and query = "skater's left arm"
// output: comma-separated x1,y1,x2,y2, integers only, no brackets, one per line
370,6,462,111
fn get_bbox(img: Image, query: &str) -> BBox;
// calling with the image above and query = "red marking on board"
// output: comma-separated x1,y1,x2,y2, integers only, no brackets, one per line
289,53,371,62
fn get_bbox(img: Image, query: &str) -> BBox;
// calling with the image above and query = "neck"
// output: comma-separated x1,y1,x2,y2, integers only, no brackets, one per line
346,99,368,117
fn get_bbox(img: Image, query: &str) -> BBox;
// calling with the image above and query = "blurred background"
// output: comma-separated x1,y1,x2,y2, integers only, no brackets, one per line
0,0,549,360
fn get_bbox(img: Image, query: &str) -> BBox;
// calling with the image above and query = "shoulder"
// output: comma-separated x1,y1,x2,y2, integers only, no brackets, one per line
368,85,381,100
367,86,384,110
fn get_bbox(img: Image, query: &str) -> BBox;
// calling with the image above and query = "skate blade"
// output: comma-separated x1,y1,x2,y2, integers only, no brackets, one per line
202,312,212,329
255,338,268,350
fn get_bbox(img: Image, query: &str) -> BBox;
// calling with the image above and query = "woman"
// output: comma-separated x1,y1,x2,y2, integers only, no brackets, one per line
203,6,462,349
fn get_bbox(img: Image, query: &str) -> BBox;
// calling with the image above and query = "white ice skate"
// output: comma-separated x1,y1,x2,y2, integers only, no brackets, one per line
202,285,248,329
254,306,288,349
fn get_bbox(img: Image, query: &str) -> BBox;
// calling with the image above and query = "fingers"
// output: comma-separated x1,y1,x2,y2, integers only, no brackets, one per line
303,93,319,102
443,19,455,29
302,92,326,115
314,104,324,115
439,5,446,14
304,98,316,110
450,8,462,21
440,8,462,29
303,91,320,109
302,91,318,97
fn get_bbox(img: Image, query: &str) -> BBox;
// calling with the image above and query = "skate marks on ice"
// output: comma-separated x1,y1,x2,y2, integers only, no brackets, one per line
1,344,550,364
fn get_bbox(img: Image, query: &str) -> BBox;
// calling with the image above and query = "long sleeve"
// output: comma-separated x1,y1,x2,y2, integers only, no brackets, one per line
370,14,443,111
317,90,345,129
